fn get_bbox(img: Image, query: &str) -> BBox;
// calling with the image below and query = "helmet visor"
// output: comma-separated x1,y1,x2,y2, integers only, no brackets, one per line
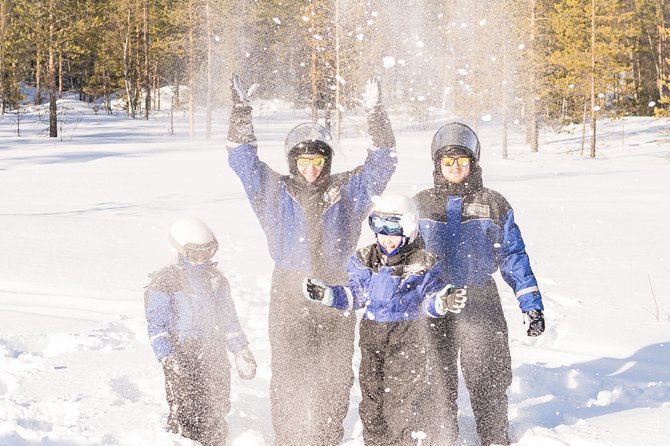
368,214,403,236
431,122,480,160
284,123,333,154
182,239,218,264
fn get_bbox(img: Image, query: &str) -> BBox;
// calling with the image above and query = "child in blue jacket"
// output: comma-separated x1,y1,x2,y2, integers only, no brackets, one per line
302,193,467,446
144,217,257,446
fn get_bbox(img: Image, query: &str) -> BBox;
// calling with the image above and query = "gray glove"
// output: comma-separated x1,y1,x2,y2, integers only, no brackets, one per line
227,73,258,145
235,347,257,380
435,285,468,315
364,79,395,149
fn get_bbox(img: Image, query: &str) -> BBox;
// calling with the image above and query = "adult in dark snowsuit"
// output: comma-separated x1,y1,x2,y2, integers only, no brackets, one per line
226,75,397,446
413,122,546,446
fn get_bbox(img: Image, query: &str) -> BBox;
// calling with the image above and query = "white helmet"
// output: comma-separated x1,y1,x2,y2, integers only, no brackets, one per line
368,193,418,243
168,217,219,264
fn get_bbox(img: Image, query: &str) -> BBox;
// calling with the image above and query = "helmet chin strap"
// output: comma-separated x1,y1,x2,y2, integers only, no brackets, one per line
377,235,407,257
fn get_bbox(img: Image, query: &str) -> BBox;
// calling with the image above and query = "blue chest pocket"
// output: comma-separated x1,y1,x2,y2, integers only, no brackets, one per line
398,276,418,305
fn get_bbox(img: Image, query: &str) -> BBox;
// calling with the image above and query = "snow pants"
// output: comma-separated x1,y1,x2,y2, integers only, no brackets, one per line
268,270,356,446
358,318,442,446
163,342,231,446
428,280,513,446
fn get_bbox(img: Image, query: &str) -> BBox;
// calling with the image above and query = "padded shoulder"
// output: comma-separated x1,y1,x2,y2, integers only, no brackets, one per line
356,243,383,271
146,266,183,294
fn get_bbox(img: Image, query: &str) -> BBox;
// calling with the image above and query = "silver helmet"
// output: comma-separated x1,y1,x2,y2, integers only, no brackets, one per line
284,122,334,176
284,122,333,155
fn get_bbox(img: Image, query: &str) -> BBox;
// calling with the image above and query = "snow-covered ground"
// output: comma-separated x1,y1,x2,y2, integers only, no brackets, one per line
1,96,669,446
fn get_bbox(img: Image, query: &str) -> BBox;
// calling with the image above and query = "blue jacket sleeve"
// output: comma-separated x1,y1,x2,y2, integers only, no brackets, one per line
144,289,175,361
329,255,372,311
341,147,397,215
498,208,544,312
215,276,249,355
228,143,283,220
417,260,451,318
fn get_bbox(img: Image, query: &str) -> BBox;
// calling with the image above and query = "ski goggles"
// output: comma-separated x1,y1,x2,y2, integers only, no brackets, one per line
182,240,218,264
368,214,403,236
296,156,326,168
441,156,471,167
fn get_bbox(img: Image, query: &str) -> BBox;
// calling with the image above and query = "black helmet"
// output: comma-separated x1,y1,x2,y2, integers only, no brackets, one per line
431,122,481,161
284,123,334,177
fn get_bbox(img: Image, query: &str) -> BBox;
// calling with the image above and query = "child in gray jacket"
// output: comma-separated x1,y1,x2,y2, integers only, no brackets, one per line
144,217,257,446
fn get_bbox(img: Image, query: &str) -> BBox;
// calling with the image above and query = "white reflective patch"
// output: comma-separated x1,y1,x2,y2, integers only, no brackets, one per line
343,287,354,311
150,332,169,342
515,286,539,298
463,203,490,218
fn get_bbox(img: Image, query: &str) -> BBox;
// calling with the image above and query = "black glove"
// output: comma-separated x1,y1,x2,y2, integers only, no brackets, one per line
368,105,395,149
526,310,545,337
302,278,333,305
363,79,395,149
235,347,257,380
227,73,257,145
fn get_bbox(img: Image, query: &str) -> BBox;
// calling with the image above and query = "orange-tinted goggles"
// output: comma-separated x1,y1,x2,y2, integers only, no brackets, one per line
297,156,326,168
441,156,471,167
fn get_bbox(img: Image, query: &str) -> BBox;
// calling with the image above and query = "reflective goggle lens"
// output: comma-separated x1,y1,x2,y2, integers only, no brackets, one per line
296,156,326,168
441,156,471,167
368,214,403,236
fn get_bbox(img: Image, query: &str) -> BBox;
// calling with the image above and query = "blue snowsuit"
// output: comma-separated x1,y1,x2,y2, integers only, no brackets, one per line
325,239,450,446
228,142,396,446
414,163,544,446
144,259,249,446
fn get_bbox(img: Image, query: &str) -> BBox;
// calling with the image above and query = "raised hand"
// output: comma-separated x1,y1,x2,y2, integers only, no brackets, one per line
227,73,257,145
362,78,381,110
231,73,259,106
364,78,395,149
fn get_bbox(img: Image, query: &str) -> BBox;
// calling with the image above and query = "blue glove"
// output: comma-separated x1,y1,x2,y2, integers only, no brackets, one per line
526,310,545,336
434,284,468,315
302,278,334,306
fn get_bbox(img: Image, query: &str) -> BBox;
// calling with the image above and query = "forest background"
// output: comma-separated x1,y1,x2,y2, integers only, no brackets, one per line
0,0,669,155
